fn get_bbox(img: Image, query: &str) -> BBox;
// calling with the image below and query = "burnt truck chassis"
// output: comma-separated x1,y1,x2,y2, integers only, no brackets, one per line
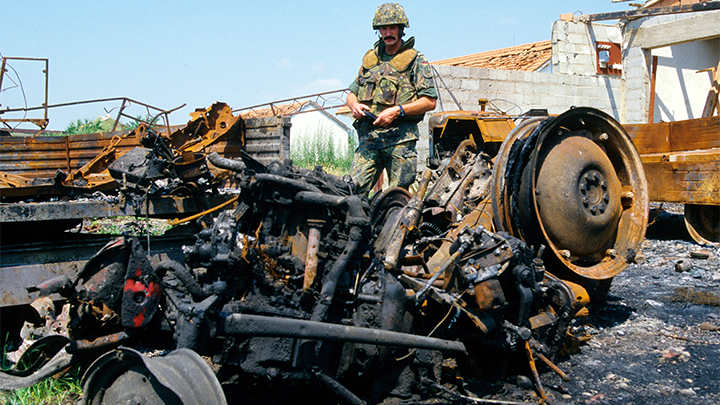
0,107,648,404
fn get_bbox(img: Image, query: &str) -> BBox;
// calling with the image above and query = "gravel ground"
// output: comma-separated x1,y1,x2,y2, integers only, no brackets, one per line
470,205,720,405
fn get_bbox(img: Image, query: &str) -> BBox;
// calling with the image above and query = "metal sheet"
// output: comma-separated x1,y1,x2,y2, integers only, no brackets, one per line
0,194,236,223
0,236,192,307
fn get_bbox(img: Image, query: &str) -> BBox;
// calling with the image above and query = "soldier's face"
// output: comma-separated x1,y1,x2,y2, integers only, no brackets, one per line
379,25,400,48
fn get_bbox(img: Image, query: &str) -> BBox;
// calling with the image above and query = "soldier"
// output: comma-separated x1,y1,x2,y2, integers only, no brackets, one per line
346,3,437,196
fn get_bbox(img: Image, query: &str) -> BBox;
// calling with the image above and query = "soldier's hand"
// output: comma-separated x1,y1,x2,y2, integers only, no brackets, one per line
352,104,371,120
374,106,401,127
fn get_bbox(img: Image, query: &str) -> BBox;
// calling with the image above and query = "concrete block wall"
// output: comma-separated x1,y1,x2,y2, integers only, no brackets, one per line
415,64,622,166
620,46,650,124
552,21,599,76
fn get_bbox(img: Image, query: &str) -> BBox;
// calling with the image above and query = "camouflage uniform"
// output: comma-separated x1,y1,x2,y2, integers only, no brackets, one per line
349,36,437,195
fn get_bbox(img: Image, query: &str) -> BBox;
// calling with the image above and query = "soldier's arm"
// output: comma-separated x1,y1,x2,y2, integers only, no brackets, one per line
346,92,371,120
374,96,437,127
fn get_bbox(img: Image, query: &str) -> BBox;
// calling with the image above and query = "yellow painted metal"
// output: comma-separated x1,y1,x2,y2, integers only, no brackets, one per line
431,111,516,144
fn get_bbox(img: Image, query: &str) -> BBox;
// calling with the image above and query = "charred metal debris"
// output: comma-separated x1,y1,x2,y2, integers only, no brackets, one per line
1,107,649,404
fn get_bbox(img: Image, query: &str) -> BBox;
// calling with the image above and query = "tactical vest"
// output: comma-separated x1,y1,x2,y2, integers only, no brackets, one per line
356,44,422,121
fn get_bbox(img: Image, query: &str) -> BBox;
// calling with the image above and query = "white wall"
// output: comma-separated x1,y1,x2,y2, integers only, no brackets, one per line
622,9,720,124
651,39,719,122
551,21,622,77
290,109,353,156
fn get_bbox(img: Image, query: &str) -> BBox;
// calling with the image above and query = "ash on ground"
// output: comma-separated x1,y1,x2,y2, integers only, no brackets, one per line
481,204,720,405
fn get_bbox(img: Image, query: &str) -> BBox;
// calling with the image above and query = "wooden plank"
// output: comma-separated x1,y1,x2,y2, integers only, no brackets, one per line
641,149,720,204
0,114,291,192
577,2,720,22
623,10,720,50
702,61,720,118
624,121,671,154
648,56,658,123
668,116,720,151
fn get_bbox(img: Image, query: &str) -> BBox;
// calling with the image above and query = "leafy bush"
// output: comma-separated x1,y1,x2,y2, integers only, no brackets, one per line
64,117,108,134
63,114,157,135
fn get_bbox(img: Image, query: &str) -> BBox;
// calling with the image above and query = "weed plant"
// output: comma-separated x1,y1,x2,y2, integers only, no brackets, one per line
1,338,82,405
0,368,83,405
290,124,356,175
64,114,157,135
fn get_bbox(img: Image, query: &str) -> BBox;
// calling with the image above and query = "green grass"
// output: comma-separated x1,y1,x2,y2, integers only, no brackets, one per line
290,124,356,175
0,367,83,405
85,217,172,236
1,338,82,405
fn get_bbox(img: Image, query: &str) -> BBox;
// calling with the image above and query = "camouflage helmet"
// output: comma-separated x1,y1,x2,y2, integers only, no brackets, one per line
372,3,409,29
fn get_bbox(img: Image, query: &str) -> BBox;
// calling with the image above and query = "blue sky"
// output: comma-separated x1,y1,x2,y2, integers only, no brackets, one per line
1,1,631,130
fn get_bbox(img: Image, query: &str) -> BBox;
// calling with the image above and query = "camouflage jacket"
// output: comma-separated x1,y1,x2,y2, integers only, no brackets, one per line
350,37,436,148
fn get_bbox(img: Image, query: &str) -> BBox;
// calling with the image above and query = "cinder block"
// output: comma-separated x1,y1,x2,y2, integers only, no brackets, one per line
625,109,648,124
568,32,588,45
626,87,646,102
469,67,487,80
460,79,480,92
554,83,574,97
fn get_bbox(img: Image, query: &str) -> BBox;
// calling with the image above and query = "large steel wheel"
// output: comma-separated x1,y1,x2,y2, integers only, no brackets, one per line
685,204,720,245
81,348,226,405
492,108,648,285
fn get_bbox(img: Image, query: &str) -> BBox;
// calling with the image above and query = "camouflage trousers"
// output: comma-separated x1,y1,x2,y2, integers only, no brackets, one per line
350,140,418,196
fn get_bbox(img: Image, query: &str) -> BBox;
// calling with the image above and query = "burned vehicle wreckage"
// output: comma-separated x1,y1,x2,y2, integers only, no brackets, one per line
0,107,648,404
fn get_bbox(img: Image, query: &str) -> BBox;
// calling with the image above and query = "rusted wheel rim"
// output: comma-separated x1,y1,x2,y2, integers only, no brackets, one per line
534,134,623,257
684,204,720,245
82,348,227,405
492,108,648,281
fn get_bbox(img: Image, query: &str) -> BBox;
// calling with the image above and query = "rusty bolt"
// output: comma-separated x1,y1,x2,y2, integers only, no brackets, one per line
598,203,606,214
582,197,589,207
590,205,597,215
598,133,609,141
601,181,607,190
558,250,571,258
606,249,617,258
603,193,610,203
580,183,587,193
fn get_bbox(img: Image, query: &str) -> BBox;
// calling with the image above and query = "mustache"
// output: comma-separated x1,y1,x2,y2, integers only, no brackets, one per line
383,35,396,41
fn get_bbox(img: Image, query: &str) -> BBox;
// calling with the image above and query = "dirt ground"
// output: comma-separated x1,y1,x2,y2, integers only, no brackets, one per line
465,205,720,405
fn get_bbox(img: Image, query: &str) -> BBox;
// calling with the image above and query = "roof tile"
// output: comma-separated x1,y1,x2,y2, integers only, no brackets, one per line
432,40,552,72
